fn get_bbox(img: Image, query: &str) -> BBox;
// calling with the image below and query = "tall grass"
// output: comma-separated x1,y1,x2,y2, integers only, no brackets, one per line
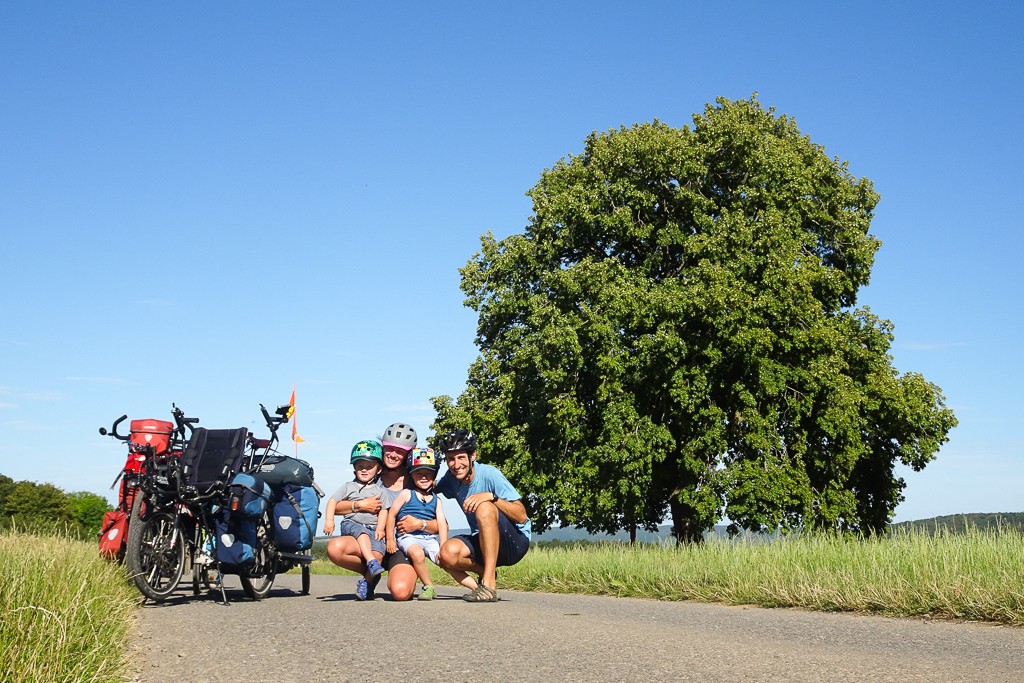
0,527,137,683
310,527,1024,623
500,528,1024,623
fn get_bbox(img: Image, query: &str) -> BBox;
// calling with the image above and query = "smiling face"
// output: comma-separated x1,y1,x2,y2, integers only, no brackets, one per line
410,467,436,492
382,444,410,471
352,459,380,484
444,450,475,482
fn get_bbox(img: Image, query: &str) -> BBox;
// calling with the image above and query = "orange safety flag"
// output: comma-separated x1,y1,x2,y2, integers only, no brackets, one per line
289,386,304,443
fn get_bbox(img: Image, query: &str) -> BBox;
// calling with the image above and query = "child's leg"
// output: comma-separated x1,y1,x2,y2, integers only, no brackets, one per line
356,533,375,566
405,543,433,587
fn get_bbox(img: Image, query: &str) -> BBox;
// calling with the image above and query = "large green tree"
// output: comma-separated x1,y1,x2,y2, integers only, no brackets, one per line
433,96,956,542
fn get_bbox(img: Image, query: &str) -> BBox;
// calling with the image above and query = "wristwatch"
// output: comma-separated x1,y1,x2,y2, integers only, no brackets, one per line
491,493,499,504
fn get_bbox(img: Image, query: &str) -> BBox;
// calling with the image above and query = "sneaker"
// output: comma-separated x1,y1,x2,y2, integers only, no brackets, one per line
355,578,369,601
366,559,385,577
418,585,437,601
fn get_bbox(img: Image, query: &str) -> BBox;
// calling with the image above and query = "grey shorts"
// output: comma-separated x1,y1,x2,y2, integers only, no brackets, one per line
338,520,385,555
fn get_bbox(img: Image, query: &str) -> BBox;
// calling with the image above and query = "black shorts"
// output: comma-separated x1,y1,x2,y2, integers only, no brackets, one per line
383,547,412,570
452,513,530,567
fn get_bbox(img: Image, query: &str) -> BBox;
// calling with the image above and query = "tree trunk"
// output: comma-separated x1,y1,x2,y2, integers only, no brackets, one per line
628,523,637,544
669,497,705,545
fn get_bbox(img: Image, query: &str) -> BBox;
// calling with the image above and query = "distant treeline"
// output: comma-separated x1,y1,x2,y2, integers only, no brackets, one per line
0,473,112,539
891,513,1024,535
530,513,1024,546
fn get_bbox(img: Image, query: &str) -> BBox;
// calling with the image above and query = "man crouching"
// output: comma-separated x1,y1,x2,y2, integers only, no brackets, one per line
435,429,531,602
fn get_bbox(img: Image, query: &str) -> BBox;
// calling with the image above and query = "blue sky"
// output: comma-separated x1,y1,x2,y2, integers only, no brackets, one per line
1,2,1021,528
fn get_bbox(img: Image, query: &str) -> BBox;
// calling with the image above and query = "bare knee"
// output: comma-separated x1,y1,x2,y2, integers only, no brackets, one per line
407,544,425,563
387,565,417,601
326,537,346,564
437,539,464,568
475,501,499,525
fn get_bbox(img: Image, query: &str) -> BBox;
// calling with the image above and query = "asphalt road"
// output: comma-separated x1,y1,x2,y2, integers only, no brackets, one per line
127,574,1024,683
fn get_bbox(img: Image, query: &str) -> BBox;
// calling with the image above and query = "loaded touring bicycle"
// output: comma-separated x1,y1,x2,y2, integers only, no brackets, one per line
120,403,323,603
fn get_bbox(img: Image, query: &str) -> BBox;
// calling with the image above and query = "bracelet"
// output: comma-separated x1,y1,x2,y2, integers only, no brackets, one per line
421,519,427,531
353,501,358,513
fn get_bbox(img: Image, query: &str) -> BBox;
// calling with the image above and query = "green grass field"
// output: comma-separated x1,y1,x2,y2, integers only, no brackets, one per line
311,527,1024,624
0,527,137,683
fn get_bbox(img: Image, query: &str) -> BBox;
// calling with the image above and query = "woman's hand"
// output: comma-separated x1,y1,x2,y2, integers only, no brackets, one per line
322,520,335,536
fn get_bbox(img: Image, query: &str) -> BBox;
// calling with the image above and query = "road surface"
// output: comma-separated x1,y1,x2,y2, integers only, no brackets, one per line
126,573,1024,682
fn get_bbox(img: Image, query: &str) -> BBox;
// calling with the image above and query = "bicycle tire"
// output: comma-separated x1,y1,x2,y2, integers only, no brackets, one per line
240,516,275,600
125,496,185,601
192,561,211,595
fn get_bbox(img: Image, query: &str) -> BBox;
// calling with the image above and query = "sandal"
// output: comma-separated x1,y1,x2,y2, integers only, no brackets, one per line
462,584,499,602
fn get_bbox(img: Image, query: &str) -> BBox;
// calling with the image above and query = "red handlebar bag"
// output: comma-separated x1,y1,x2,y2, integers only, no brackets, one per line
126,419,176,473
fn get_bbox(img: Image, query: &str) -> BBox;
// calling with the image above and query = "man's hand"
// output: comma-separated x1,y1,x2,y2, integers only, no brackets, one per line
462,492,496,514
396,515,425,535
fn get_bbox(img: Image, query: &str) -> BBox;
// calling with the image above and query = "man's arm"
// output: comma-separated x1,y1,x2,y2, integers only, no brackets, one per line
463,493,528,524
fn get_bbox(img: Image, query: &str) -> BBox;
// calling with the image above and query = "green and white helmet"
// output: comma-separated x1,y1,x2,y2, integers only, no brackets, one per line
350,438,383,464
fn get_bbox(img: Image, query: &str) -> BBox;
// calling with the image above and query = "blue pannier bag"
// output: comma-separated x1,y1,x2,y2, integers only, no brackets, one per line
228,472,270,519
214,509,257,565
272,484,319,551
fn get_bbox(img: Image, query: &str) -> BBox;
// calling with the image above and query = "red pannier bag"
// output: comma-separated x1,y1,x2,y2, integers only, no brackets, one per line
98,510,129,560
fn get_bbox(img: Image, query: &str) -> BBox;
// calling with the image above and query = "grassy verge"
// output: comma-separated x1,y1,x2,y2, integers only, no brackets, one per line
0,527,137,683
309,527,1024,624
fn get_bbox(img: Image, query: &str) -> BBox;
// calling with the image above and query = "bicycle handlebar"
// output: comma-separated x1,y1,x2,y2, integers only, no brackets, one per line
171,403,199,437
259,403,290,433
99,415,129,440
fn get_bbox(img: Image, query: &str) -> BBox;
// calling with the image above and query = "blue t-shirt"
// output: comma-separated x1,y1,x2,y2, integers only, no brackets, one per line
436,462,532,540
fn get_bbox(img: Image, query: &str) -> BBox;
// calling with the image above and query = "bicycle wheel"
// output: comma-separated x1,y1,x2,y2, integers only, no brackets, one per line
125,496,185,601
192,559,211,595
240,516,275,600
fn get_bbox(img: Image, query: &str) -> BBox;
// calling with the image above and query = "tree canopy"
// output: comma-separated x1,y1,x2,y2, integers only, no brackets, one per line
0,474,111,537
432,95,956,542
